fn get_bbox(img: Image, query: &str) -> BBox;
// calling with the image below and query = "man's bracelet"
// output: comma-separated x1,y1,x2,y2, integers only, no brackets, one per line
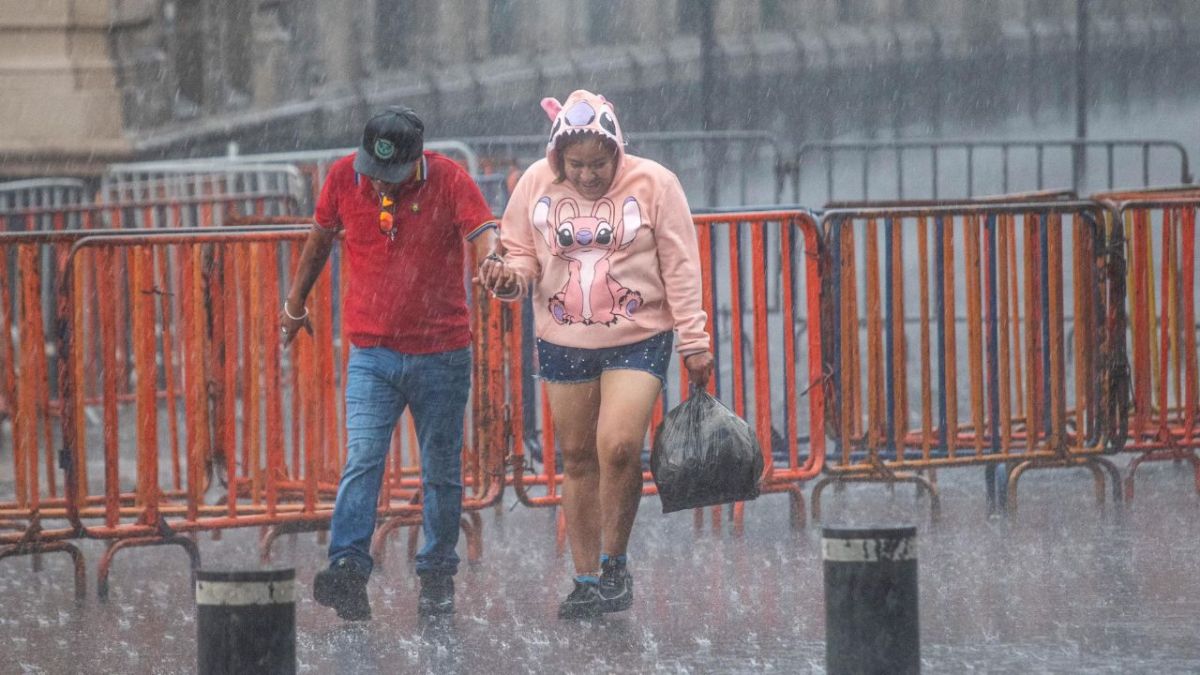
283,302,308,321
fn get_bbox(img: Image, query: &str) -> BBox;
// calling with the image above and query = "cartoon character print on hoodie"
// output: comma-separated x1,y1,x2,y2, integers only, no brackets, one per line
532,194,644,326
535,91,643,326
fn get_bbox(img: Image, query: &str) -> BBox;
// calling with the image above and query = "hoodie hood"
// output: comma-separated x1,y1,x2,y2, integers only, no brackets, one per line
541,90,626,170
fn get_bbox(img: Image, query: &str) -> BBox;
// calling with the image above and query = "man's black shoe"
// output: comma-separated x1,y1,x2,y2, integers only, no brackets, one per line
418,573,455,616
599,556,633,613
557,578,602,619
313,557,371,621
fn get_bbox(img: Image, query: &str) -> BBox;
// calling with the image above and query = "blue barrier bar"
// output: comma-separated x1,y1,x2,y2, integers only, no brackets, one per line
984,214,1003,512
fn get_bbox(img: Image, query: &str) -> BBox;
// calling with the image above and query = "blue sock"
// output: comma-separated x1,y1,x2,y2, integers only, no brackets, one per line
575,574,600,585
600,554,627,566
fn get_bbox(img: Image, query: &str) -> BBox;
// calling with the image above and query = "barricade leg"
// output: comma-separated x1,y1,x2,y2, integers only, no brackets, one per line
370,514,423,566
0,542,87,601
811,473,940,525
1006,457,1122,516
98,535,201,601
259,520,330,564
555,509,567,557
460,512,484,564
1123,449,1200,502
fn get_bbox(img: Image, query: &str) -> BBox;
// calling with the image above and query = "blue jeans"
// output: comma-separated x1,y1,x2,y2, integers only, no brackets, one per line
328,345,471,577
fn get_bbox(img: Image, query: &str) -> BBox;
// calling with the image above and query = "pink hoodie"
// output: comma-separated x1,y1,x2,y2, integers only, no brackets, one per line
498,90,710,355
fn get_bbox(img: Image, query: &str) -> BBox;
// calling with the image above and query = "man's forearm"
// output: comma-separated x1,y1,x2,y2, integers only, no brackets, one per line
286,226,337,310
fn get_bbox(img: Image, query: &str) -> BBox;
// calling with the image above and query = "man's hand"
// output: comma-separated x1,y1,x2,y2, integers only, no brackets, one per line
278,300,314,347
474,254,521,298
684,351,714,389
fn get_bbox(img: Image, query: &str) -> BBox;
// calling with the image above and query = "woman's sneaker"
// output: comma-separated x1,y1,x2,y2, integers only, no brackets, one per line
599,556,633,613
558,577,602,619
312,557,371,621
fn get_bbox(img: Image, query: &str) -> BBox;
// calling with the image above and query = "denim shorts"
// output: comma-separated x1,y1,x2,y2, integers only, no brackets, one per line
536,331,674,384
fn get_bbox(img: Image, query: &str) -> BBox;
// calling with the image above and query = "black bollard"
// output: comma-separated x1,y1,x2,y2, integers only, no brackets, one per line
196,568,296,675
823,525,919,675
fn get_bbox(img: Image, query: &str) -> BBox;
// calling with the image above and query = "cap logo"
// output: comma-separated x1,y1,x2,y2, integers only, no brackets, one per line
373,138,396,160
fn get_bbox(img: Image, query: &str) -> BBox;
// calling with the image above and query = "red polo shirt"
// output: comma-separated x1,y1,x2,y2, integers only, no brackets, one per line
314,152,497,354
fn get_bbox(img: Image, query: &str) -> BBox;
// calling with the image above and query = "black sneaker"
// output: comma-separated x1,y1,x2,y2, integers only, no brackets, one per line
599,557,633,613
418,573,455,616
313,557,371,621
557,578,602,619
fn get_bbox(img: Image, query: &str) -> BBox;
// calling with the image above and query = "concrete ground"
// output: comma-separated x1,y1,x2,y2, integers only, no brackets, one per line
3,457,1200,674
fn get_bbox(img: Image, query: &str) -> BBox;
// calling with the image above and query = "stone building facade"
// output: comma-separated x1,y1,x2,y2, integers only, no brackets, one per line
0,0,1196,176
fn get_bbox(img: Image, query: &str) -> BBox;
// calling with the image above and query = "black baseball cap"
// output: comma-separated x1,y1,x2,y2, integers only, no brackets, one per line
354,106,425,182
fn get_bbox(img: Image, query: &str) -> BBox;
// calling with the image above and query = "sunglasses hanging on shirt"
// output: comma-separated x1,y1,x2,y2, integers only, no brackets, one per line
379,193,397,241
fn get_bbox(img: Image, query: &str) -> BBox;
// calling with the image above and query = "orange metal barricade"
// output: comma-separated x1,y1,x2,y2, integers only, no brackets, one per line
816,201,1127,517
0,227,295,596
0,233,80,550
44,227,504,594
0,195,300,424
506,210,825,531
1095,192,1200,500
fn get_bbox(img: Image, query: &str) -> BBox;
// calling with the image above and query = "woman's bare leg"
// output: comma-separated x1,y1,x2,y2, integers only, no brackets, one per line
545,380,603,575
596,370,662,557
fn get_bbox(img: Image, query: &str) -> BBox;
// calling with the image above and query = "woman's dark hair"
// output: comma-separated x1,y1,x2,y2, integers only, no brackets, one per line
552,133,619,183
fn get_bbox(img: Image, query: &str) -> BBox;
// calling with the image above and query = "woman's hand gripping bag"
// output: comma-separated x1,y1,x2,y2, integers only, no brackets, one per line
649,388,764,514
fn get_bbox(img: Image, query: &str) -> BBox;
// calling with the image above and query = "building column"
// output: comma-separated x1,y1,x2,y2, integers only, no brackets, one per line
0,0,132,176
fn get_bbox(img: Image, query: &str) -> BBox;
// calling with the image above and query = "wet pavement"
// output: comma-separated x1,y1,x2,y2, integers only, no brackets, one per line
3,456,1200,674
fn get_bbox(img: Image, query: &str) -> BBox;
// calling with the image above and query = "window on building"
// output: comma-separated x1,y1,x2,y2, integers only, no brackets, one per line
376,0,416,69
901,0,923,20
761,0,785,29
677,0,704,34
836,0,866,23
222,3,253,104
489,0,518,54
167,0,204,114
588,2,617,44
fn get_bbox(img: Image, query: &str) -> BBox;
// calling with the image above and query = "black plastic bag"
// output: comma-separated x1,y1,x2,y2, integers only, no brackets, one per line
650,389,764,514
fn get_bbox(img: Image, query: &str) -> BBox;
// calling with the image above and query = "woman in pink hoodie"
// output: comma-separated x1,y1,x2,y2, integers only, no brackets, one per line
477,90,713,618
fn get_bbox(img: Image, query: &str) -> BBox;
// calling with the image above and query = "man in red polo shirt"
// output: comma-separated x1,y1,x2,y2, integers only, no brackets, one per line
279,106,497,619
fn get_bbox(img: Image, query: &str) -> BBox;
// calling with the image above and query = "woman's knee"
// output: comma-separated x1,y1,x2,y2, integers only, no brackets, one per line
597,435,643,472
560,443,599,478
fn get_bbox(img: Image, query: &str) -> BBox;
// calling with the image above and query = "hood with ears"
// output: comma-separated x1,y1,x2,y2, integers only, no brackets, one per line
541,89,626,170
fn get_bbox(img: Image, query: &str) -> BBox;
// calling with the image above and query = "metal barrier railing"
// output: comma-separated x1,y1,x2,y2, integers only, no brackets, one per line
100,163,308,222
109,142,482,213
61,228,500,544
9,186,1197,591
0,196,299,431
780,138,1193,204
816,200,1126,516
0,224,505,596
1092,189,1200,500
0,179,89,214
0,225,307,595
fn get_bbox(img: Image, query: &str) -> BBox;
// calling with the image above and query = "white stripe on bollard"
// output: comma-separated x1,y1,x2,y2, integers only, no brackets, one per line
822,536,918,563
195,579,295,606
